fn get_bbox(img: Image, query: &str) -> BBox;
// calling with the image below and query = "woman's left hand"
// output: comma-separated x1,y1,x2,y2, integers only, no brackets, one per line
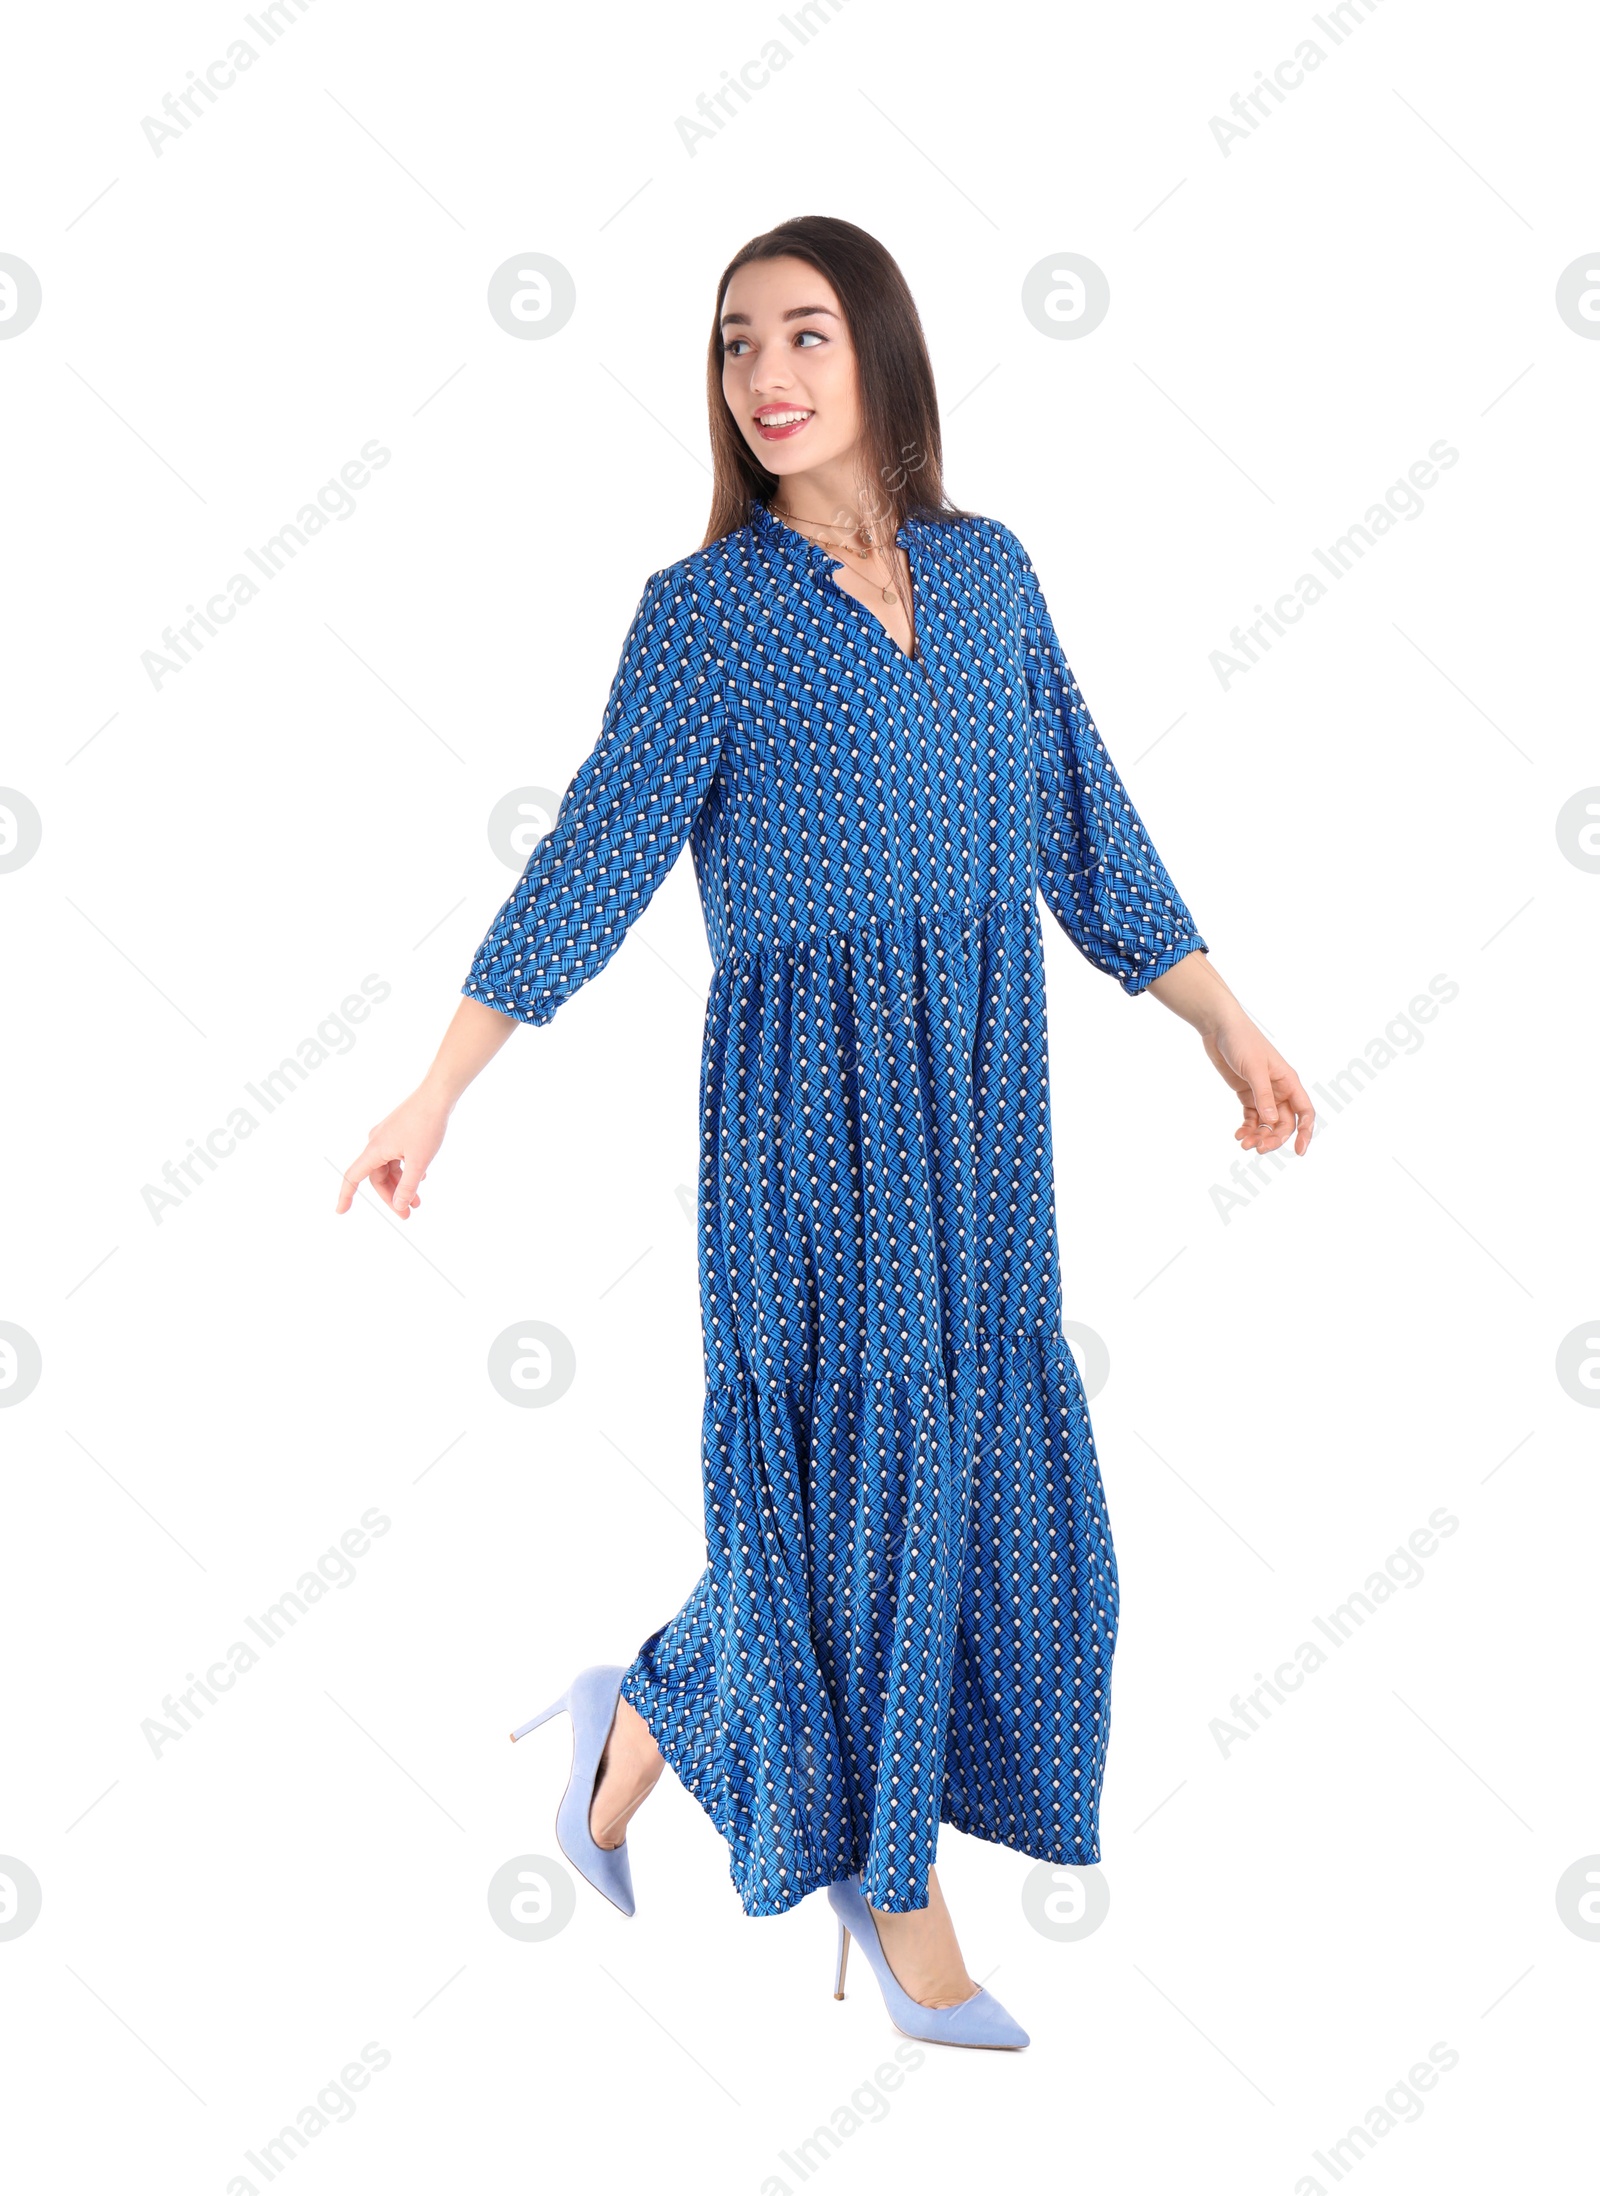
1201,1009,1315,1155
1145,950,1315,1156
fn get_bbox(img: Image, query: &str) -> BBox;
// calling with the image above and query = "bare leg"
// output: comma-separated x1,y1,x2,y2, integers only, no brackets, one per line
866,1867,980,2009
588,1697,665,1850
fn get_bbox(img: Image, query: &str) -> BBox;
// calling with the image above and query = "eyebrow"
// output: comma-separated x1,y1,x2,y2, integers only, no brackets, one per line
719,304,839,329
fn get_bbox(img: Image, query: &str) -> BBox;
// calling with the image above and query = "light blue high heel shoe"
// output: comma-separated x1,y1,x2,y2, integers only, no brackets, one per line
826,1873,1029,2049
510,1663,637,1918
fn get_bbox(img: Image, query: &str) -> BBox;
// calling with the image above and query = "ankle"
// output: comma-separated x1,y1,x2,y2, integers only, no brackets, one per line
589,1742,663,1842
867,1888,978,2009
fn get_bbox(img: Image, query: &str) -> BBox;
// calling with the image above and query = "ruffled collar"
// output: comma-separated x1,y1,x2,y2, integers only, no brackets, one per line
749,498,926,666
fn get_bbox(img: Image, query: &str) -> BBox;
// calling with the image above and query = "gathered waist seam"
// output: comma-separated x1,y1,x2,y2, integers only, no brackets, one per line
707,888,1035,985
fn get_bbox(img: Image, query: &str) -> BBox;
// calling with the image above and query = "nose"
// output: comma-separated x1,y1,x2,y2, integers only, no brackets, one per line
746,350,796,403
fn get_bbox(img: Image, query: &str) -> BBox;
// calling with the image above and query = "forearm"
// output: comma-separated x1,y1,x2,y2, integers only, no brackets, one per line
1145,946,1239,1036
420,995,522,1111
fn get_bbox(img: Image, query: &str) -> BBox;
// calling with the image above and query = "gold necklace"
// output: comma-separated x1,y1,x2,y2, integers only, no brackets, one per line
769,503,906,607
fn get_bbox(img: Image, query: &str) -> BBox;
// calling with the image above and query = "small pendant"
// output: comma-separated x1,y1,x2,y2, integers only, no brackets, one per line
882,584,898,603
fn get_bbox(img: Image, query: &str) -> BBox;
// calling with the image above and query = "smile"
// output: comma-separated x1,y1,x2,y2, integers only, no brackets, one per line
754,408,813,441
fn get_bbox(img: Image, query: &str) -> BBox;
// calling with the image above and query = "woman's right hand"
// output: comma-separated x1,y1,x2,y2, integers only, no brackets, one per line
334,996,522,1221
336,1088,450,1221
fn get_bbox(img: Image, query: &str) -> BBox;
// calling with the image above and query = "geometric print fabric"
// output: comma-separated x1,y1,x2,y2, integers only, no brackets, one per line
464,498,1207,1914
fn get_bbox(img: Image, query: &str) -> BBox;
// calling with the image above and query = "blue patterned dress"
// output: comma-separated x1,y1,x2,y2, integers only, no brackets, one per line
464,500,1207,1917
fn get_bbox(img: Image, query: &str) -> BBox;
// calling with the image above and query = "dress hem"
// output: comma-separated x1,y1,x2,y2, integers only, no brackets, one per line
717,1810,1106,1920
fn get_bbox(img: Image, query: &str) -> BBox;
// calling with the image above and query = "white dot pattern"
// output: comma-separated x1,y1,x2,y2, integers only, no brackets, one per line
464,503,1207,1914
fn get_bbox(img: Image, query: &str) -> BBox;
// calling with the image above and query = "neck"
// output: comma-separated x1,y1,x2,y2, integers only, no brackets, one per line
768,461,893,539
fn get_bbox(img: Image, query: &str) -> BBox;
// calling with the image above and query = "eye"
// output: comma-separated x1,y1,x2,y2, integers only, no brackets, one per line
722,327,828,359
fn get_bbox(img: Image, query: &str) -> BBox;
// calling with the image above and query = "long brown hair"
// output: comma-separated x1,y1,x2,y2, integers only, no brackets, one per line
701,215,972,550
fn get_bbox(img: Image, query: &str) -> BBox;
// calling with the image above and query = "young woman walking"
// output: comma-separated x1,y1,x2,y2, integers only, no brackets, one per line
336,214,1314,2051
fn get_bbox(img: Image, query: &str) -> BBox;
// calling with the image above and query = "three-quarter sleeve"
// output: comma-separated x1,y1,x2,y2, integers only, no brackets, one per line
462,565,725,1026
1001,524,1208,997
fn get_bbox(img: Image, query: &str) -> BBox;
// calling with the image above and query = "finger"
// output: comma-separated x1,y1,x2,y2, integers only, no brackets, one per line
1282,1072,1317,1154
1236,1094,1273,1151
389,1153,427,1218
1254,1072,1305,1154
337,1146,406,1213
335,1143,386,1214
1239,1090,1292,1155
1246,1057,1280,1136
1254,1066,1313,1156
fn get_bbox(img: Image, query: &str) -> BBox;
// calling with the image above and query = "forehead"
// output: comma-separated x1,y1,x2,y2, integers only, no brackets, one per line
719,256,845,328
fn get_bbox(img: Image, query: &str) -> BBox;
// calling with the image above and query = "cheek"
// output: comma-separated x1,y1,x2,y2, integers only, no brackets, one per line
816,354,857,407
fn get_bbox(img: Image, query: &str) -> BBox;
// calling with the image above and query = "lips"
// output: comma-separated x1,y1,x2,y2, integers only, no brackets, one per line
754,409,813,441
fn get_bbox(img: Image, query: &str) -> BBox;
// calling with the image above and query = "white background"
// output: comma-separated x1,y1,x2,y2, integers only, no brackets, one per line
2,0,1596,2189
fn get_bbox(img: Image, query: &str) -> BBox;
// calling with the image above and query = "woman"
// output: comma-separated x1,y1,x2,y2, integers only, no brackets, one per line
336,215,1313,2051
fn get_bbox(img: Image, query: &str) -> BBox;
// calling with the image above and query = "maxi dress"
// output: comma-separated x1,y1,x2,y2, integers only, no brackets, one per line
463,500,1207,1917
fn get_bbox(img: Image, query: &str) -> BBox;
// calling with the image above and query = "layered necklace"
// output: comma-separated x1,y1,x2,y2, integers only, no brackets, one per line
767,501,907,609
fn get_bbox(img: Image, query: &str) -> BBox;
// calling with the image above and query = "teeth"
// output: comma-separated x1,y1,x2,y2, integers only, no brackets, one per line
758,410,811,425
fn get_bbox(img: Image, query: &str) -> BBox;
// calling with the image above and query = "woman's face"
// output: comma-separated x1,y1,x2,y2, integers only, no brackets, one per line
719,256,862,489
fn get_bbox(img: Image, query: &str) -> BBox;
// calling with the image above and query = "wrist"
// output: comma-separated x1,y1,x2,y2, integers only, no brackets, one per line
1149,944,1232,1035
1189,963,1236,1037
1193,984,1244,1043
419,1065,464,1116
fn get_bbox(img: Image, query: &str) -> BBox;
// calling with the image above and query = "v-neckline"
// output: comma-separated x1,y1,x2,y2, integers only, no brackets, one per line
755,501,923,667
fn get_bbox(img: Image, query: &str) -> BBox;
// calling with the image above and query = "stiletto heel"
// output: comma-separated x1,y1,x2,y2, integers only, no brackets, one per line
508,1664,637,1917
824,1874,1029,2049
509,1691,569,1743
